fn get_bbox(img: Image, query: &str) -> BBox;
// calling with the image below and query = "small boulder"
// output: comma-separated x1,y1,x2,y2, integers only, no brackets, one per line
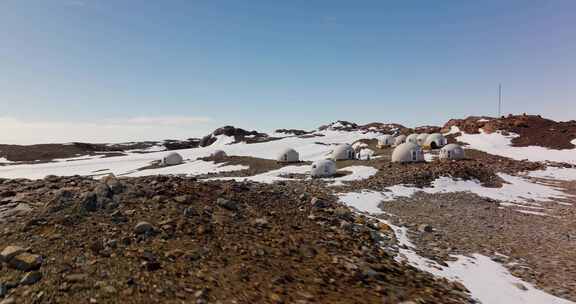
0,245,25,262
9,253,43,271
216,198,238,211
134,222,154,235
418,224,433,233
79,192,99,212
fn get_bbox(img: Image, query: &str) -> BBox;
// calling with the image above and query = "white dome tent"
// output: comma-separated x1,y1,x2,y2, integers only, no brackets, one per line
277,148,300,163
416,133,429,146
440,144,465,160
331,144,355,161
161,152,184,166
406,134,419,145
424,133,448,149
310,159,337,178
391,143,425,163
394,134,407,146
211,150,227,160
377,135,395,148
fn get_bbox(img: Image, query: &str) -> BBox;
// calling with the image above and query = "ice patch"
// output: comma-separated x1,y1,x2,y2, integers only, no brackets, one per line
330,166,378,186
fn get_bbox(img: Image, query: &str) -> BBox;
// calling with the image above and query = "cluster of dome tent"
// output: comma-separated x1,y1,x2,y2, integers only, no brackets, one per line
156,132,464,179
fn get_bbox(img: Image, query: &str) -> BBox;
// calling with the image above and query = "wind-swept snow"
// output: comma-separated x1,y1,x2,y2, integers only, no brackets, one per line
456,128,576,164
339,192,574,304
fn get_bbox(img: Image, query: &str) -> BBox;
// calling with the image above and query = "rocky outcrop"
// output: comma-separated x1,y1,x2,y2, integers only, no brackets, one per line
200,126,270,147
442,114,576,150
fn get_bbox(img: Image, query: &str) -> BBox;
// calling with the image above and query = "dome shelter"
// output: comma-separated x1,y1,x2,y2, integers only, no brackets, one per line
161,152,184,166
211,150,227,160
391,143,425,163
331,144,355,161
416,133,429,146
406,134,419,145
440,144,465,160
277,148,300,163
394,134,407,146
352,142,369,153
424,133,448,149
310,159,337,178
377,135,395,148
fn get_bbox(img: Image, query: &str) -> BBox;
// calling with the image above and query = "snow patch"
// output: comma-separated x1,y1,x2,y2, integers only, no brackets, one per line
124,160,247,177
457,129,576,164
331,166,378,186
528,167,576,181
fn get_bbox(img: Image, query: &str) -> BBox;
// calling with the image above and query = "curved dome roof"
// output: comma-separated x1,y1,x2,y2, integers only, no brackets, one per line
416,133,429,145
440,144,465,160
406,134,419,144
394,134,407,146
310,159,337,178
211,150,227,159
424,133,447,148
277,148,299,162
392,142,424,163
332,144,355,160
162,152,184,166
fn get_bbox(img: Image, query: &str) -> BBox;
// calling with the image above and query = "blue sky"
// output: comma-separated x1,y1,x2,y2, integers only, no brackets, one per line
1,0,575,143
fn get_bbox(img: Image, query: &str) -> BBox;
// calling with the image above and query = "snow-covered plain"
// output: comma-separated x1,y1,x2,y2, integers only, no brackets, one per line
339,192,574,304
0,130,380,179
453,127,576,164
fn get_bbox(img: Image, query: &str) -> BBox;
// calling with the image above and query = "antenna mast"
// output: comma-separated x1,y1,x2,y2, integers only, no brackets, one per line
498,83,502,117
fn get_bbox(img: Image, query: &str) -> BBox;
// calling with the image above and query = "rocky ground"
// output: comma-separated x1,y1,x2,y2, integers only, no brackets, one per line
0,175,473,304
377,187,576,301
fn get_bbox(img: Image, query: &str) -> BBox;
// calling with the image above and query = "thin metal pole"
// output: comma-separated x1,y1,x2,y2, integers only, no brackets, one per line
498,83,502,117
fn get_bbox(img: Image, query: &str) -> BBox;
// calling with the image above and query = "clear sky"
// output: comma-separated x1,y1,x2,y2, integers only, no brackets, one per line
1,0,575,144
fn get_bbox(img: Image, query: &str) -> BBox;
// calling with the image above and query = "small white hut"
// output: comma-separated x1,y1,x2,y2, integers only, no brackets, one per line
406,134,419,145
416,133,429,146
277,148,300,163
424,133,448,149
331,144,355,161
394,134,407,146
391,143,425,163
161,152,184,166
211,150,227,160
310,159,337,178
377,135,395,148
439,144,465,160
